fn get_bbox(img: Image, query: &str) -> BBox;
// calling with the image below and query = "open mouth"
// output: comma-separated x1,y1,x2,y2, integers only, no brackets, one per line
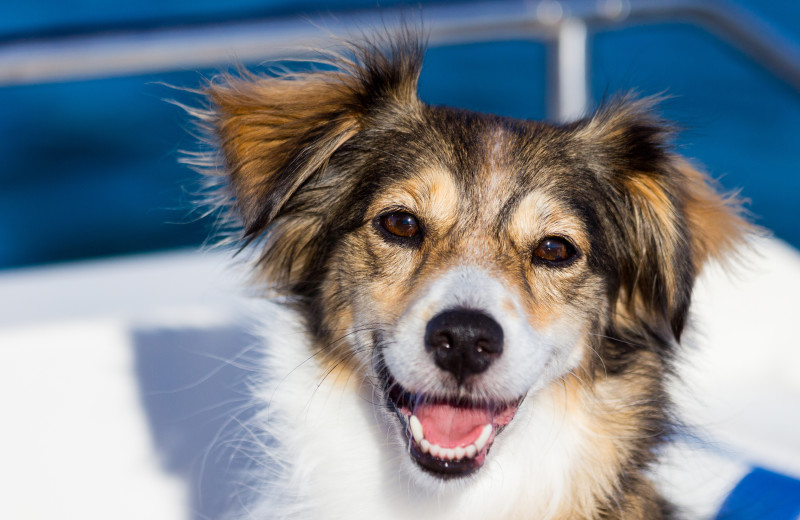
385,373,522,479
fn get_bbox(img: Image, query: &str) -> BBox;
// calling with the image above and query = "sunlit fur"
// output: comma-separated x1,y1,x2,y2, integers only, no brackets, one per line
192,29,751,519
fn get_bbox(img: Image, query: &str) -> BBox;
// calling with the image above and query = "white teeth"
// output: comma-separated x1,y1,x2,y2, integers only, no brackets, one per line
409,415,424,443
474,424,493,452
407,415,493,462
429,443,442,458
420,439,430,454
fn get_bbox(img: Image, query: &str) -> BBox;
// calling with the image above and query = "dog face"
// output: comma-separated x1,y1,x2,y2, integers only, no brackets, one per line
203,34,746,489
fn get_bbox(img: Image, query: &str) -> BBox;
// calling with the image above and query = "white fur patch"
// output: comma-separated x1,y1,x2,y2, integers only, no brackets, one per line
385,265,579,401
242,272,592,519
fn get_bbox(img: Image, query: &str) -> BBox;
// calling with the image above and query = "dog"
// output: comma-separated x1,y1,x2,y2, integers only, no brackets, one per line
192,29,749,519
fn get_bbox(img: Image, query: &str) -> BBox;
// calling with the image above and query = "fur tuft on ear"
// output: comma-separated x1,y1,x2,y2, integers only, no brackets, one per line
206,28,425,238
578,96,752,341
675,157,755,272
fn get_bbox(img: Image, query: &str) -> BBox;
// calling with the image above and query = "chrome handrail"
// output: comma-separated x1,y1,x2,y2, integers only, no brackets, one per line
1,0,798,122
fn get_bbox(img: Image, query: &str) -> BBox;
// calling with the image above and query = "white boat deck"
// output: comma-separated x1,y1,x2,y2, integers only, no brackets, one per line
1,237,799,519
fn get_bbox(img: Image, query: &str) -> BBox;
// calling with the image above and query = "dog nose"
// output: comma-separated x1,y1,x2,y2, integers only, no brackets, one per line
425,309,504,384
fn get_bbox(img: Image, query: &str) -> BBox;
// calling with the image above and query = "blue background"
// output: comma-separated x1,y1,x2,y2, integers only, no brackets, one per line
1,0,798,269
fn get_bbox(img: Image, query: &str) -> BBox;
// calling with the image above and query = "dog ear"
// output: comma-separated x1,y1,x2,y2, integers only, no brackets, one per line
674,157,753,272
201,33,424,291
206,34,424,238
577,97,751,340
209,75,361,236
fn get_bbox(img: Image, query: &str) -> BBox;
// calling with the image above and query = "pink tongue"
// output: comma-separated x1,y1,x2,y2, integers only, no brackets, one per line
414,403,492,448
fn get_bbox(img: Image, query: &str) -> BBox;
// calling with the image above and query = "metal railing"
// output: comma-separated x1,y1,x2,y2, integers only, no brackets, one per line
1,0,799,122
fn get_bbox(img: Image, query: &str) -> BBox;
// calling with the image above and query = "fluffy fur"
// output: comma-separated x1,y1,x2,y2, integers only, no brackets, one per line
192,30,749,519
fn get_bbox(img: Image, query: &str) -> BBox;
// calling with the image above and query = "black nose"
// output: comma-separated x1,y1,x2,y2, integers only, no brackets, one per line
425,309,504,384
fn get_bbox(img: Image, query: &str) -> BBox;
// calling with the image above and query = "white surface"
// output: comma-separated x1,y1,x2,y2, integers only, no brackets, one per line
656,237,800,518
0,238,799,519
0,250,251,520
0,249,250,328
678,237,800,479
657,440,751,519
0,319,185,519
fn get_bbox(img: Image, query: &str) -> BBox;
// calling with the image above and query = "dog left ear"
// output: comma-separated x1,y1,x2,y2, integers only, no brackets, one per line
208,75,363,236
577,98,751,340
206,33,424,239
199,32,425,292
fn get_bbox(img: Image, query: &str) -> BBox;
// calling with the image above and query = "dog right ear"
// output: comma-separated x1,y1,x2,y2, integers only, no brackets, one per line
206,34,424,238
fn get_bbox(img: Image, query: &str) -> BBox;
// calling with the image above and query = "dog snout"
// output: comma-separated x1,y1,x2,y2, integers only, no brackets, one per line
425,309,504,384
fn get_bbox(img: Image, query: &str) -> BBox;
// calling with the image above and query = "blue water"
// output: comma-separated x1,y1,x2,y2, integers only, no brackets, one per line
0,0,798,268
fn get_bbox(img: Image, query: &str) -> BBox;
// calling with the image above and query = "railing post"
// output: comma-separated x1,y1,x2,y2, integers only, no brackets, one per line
548,17,590,123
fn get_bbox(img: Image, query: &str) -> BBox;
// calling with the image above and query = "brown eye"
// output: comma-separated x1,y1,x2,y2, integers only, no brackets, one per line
380,212,420,238
533,237,577,264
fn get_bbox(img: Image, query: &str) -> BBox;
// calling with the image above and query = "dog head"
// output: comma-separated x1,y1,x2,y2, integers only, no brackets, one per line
203,32,748,486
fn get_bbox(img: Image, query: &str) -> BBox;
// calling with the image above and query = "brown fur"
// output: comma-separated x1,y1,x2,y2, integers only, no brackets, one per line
196,29,750,519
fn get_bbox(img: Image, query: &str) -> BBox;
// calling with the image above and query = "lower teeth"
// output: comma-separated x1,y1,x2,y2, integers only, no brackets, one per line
408,417,492,462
